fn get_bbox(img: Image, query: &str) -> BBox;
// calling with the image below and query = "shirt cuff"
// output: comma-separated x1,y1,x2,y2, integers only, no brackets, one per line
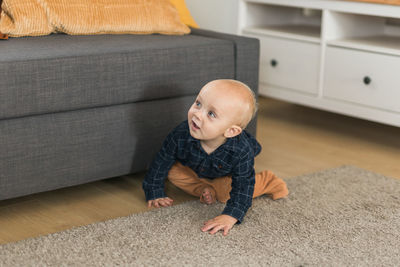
144,188,167,201
221,205,245,224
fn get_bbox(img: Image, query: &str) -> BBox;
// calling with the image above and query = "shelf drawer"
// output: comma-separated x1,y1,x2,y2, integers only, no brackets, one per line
257,35,320,94
324,46,400,113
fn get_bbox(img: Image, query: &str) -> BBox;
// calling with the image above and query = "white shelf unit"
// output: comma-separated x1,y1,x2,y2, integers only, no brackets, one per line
239,0,400,127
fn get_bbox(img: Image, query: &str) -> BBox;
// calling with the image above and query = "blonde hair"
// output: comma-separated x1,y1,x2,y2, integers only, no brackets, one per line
219,79,258,129
236,80,258,128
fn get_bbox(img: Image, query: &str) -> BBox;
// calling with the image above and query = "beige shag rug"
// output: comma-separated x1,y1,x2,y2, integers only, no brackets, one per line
1,166,399,266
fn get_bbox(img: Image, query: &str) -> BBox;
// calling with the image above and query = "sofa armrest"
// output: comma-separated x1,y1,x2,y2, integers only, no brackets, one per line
190,28,260,136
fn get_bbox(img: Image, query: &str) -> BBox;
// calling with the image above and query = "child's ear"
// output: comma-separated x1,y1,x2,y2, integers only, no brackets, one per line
224,125,242,138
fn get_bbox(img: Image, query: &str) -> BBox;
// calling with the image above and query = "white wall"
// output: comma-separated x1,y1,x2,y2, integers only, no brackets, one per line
186,0,239,34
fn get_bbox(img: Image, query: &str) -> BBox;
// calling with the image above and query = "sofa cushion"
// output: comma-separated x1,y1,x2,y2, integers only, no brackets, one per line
0,33,235,120
170,0,198,28
0,0,190,37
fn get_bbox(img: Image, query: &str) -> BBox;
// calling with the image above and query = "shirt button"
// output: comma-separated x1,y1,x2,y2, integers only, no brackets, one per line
201,168,205,172
219,165,222,169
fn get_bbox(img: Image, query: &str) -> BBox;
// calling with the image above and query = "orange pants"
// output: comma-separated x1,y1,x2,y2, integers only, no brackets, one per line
168,162,288,203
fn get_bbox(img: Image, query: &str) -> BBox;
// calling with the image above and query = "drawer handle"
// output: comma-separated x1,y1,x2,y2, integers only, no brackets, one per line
270,59,278,67
363,76,371,85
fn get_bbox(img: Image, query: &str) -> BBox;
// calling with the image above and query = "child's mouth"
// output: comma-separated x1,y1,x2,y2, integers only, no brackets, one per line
192,120,200,130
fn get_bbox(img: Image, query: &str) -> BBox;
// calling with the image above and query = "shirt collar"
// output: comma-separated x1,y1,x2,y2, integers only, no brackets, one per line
187,133,199,144
187,132,239,154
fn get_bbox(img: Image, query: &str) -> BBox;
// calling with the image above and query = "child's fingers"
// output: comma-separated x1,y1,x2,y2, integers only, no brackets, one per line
223,226,231,236
159,199,169,207
165,197,174,204
201,221,217,232
161,197,173,206
201,217,233,236
148,197,174,208
209,224,224,235
158,199,167,206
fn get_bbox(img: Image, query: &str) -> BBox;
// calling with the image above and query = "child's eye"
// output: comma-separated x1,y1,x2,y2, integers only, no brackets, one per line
195,101,201,107
208,111,216,118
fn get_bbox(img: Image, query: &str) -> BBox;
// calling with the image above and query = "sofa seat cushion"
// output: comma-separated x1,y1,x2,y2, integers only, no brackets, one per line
0,33,235,120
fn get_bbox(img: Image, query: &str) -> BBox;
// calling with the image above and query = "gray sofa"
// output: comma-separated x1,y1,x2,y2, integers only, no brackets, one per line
0,28,259,201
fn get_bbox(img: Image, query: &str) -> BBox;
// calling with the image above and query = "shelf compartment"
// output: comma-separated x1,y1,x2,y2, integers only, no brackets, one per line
327,35,400,56
243,24,321,43
324,11,400,55
242,2,322,42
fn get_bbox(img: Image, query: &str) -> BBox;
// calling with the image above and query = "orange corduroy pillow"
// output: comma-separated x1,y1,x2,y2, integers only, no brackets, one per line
170,0,199,28
0,0,191,37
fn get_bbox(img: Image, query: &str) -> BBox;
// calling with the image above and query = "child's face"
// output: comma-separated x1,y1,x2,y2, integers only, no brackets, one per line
187,81,248,142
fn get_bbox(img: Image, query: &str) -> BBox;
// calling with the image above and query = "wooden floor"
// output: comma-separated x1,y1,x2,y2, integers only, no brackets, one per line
1,96,399,245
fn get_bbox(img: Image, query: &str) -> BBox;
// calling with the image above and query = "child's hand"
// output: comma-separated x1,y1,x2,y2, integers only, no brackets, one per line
201,215,238,236
147,197,174,208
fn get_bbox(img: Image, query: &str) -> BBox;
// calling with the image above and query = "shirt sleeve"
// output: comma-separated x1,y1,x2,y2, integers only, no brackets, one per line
142,129,178,201
221,150,255,223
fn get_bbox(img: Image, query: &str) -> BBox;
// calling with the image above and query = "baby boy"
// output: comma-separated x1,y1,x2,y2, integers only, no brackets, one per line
142,79,288,236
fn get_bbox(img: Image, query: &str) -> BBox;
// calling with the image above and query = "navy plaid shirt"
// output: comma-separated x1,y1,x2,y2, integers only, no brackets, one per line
142,120,262,223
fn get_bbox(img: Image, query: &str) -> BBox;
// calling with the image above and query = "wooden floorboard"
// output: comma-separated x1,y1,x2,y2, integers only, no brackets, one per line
1,96,399,244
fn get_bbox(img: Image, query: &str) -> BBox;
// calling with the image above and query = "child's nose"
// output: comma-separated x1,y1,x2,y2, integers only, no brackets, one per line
193,110,202,121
